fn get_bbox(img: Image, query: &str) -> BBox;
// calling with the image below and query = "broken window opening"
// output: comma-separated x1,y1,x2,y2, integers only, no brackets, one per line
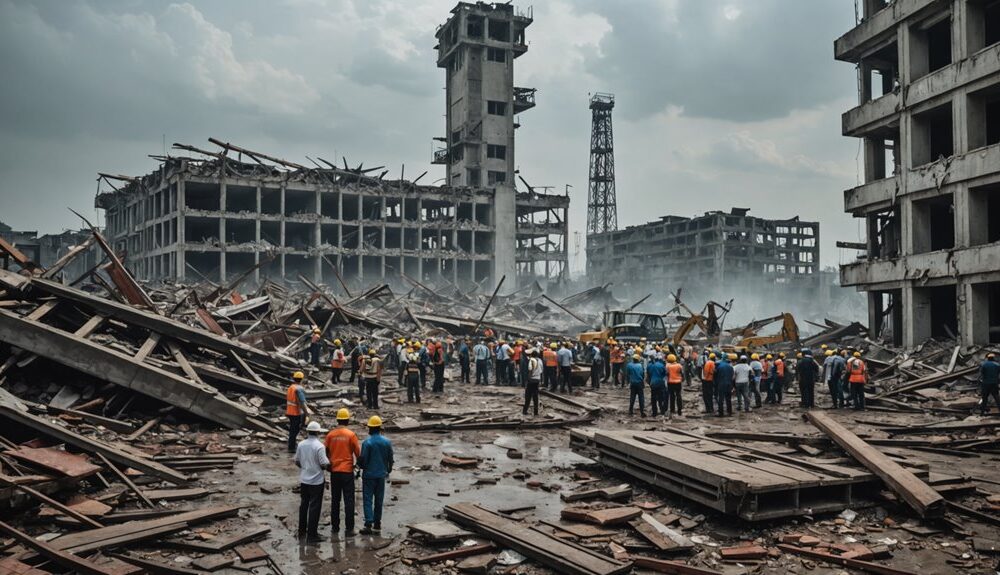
968,0,1000,53
184,182,221,212
967,82,1000,150
867,207,901,259
910,102,953,167
487,170,506,185
488,19,510,42
487,47,506,63
912,193,955,253
910,15,952,80
486,144,507,160
487,101,508,116
225,185,256,213
969,183,1000,246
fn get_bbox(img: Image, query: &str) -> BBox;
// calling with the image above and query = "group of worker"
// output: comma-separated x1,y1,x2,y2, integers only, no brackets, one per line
288,374,394,543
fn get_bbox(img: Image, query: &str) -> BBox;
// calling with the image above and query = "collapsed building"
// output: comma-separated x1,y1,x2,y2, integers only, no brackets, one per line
586,208,822,305
837,0,1000,346
0,222,98,281
94,1,567,291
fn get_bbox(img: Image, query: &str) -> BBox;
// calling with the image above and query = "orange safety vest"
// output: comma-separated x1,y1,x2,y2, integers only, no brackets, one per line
330,349,345,369
848,359,867,383
543,349,558,367
702,360,715,382
610,347,625,364
512,345,523,362
286,384,302,416
775,359,785,377
667,362,684,384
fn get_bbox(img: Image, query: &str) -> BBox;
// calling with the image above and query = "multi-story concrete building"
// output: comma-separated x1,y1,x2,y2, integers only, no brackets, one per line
837,0,1000,345
0,222,98,280
587,208,820,301
94,1,567,290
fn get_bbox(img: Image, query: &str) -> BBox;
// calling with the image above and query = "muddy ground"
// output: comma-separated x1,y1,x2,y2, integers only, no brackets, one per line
177,372,1000,575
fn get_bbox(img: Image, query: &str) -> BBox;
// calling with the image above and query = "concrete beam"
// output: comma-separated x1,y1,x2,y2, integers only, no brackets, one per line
0,308,259,430
841,242,1000,286
834,0,938,63
844,176,901,214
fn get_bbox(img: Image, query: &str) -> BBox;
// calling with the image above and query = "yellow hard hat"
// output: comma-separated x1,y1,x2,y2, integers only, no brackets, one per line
779,352,786,358
727,353,736,361
709,353,716,359
667,354,677,362
766,354,773,359
550,343,558,349
292,371,305,380
796,352,803,358
825,350,834,356
398,338,405,343
313,327,321,333
751,353,759,360
368,415,383,427
336,408,350,420
414,342,422,349
334,339,342,346
632,354,641,361
820,344,828,349
368,349,377,356
853,351,861,358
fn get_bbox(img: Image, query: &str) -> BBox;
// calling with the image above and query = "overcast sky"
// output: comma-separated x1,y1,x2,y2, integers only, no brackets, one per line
0,0,864,271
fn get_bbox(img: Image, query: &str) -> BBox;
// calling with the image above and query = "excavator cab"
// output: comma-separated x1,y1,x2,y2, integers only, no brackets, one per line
578,310,668,345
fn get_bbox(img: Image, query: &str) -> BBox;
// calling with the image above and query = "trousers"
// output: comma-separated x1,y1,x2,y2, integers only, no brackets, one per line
364,378,380,409
460,358,470,383
629,384,645,415
362,477,386,527
329,472,355,532
981,383,1000,415
298,482,324,536
667,383,683,415
649,385,666,416
701,379,715,412
287,414,304,451
559,366,572,392
850,381,866,410
716,383,733,415
735,381,751,411
406,373,421,403
475,359,489,385
523,380,540,415
544,366,557,390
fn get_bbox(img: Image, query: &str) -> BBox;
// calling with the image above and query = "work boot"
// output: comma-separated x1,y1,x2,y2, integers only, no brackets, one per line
359,524,374,535
373,523,382,534
306,533,326,543
344,529,356,537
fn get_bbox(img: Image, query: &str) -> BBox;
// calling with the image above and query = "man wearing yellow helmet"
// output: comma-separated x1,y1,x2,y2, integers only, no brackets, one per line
360,349,383,409
310,326,323,367
359,415,393,536
749,353,763,408
405,345,422,403
286,371,308,452
666,354,684,417
543,343,559,391
609,341,626,387
626,354,647,417
847,351,868,411
325,408,361,536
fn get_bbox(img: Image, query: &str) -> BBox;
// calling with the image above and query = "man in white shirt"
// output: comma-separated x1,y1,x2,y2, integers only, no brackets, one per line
733,356,753,412
294,421,330,543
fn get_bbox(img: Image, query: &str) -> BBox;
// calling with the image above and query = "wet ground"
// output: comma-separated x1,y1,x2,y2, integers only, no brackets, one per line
195,375,1000,574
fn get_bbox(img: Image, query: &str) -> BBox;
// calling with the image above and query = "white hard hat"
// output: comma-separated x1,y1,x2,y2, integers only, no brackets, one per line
306,421,323,433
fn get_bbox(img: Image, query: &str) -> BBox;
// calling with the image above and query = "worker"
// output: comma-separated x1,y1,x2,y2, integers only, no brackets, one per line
359,349,383,409
330,339,346,384
543,343,559,391
733,355,752,412
358,416,393,536
797,348,820,409
294,420,329,543
396,338,408,387
610,341,626,387
405,345,421,403
666,353,684,416
523,348,543,415
627,354,647,417
761,354,774,404
473,339,490,385
590,341,604,390
309,327,322,367
416,340,428,390
701,352,716,413
749,353,763,408
602,340,612,383
714,354,734,417
557,341,574,393
348,338,363,385
647,354,667,417
821,349,842,408
325,409,361,537
847,351,868,411
979,352,1000,415
493,340,509,385
286,371,308,452
431,338,446,393
772,353,786,404
457,338,471,384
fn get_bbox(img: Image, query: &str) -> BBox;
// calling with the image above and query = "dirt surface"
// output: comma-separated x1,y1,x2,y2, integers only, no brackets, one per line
185,372,1000,575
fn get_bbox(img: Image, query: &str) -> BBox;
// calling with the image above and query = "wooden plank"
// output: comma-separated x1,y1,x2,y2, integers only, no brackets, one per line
631,513,693,551
74,314,106,337
561,506,642,526
0,476,103,528
876,366,978,398
42,405,134,434
235,542,269,562
413,543,496,564
134,333,162,361
629,557,723,575
0,520,117,575
192,555,235,571
124,416,161,441
97,453,155,508
539,519,618,538
806,411,944,518
777,544,919,575
50,506,240,552
142,488,211,502
162,526,270,552
41,235,96,280
112,553,208,575
3,446,101,478
445,502,631,575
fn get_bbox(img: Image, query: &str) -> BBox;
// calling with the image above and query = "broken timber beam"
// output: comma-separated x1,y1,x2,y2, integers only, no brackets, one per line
0,520,117,575
0,308,260,430
777,544,918,575
806,411,944,517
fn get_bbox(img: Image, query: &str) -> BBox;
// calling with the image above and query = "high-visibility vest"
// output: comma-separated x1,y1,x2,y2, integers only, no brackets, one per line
330,349,345,369
286,384,302,416
761,360,770,378
776,359,785,377
543,349,558,367
611,347,625,364
512,345,523,362
702,360,715,381
667,362,684,384
848,359,867,383
406,353,421,374
362,357,381,378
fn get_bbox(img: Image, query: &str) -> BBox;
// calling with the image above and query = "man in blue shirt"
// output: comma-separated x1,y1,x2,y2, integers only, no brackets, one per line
981,352,1000,416
557,343,574,393
626,355,647,417
646,356,667,417
458,339,471,383
714,354,734,416
473,340,490,385
358,416,394,536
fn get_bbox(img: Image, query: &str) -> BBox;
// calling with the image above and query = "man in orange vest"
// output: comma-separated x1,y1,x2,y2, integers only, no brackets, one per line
330,339,346,383
286,371,308,452
772,353,786,404
701,352,716,413
543,342,559,391
666,354,685,416
325,408,361,537
847,351,868,411
610,341,625,388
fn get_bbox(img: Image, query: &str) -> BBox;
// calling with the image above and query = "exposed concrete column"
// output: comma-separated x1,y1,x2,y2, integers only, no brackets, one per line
380,196,387,280
417,197,424,281
952,0,969,62
314,190,322,283
966,280,991,345
492,184,516,289
859,62,874,104
952,85,969,156
897,21,915,87
254,184,261,285
219,181,227,282
177,179,186,282
279,184,286,279
953,183,971,249
903,284,933,348
900,196,917,257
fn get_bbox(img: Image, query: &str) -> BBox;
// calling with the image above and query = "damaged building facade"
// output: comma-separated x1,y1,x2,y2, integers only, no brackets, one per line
837,0,1000,346
95,2,567,290
586,209,821,301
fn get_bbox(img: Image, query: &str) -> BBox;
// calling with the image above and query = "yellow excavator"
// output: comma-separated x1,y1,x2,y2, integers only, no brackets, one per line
578,310,669,345
730,312,800,349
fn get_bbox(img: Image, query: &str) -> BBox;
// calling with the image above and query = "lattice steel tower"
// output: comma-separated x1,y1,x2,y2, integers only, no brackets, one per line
587,93,618,235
